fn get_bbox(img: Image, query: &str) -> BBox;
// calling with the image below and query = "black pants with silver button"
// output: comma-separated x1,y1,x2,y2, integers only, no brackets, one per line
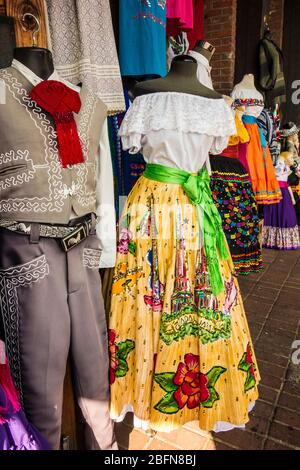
0,228,117,450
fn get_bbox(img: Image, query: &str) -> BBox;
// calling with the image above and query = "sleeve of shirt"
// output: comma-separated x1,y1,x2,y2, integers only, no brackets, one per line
96,118,117,268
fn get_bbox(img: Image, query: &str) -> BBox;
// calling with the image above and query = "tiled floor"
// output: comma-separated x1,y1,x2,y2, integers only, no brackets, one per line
116,248,300,450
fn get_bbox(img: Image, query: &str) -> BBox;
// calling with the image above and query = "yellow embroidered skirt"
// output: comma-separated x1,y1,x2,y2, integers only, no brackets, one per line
109,175,260,432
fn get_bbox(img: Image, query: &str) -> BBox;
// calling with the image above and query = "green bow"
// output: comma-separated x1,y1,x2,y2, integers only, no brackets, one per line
143,164,229,296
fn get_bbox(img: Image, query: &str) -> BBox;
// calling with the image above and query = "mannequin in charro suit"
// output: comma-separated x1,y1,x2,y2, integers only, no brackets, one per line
0,45,117,450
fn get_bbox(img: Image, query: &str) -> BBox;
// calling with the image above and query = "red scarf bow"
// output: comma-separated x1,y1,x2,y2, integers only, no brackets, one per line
29,80,84,168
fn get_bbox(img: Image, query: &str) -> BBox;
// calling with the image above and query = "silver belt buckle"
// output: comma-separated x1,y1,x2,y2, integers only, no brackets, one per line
60,224,88,252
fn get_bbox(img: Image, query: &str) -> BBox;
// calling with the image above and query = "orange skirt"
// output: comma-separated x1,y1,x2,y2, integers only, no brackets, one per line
244,123,282,205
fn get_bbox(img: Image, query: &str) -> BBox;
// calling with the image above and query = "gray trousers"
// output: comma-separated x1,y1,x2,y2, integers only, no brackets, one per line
0,228,117,450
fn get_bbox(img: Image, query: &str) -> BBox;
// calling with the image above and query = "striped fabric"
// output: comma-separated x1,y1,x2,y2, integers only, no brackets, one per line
257,108,280,166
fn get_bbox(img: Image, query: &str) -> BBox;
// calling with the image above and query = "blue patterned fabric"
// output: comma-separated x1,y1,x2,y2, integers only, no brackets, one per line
119,0,167,77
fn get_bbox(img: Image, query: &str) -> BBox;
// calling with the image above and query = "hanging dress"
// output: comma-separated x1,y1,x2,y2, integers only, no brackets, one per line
0,341,50,450
231,91,282,205
262,159,300,250
166,0,194,37
109,92,260,433
118,0,167,77
210,112,263,275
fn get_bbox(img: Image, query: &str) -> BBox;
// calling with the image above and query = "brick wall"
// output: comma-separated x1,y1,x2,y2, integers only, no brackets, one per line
204,0,237,95
267,0,285,47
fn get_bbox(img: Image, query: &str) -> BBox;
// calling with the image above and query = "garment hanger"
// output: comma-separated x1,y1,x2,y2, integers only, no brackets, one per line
13,12,54,80
21,12,40,46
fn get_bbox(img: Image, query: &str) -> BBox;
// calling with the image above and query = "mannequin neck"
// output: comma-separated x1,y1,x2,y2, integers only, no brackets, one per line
193,46,213,62
168,60,198,79
13,47,54,80
239,74,256,89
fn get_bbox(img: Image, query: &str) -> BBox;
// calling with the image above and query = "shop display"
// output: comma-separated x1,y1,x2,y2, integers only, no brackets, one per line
119,0,167,77
0,51,117,450
263,152,300,250
232,74,282,205
46,0,125,114
0,341,50,450
0,0,298,453
109,58,260,433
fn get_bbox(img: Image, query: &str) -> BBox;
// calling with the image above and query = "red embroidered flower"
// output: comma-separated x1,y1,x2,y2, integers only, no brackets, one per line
246,343,255,378
173,354,210,409
109,329,119,385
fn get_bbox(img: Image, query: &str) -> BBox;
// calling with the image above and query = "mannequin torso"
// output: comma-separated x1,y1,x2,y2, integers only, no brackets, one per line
133,56,221,100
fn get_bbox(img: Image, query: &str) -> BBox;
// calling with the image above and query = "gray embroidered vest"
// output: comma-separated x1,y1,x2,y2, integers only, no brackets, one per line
0,66,107,224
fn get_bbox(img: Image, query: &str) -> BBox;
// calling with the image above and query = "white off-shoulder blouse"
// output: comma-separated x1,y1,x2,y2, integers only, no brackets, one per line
119,92,236,174
231,84,264,118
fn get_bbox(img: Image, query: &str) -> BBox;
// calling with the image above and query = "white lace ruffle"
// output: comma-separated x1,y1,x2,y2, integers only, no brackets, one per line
113,401,257,434
119,92,236,139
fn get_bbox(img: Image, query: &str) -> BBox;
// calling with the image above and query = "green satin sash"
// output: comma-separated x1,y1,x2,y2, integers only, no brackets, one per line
143,163,229,296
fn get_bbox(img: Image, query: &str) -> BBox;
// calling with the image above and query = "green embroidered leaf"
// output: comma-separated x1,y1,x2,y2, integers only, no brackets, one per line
154,392,179,414
121,214,131,229
238,353,250,372
115,358,129,378
117,340,135,360
154,372,178,392
244,372,256,392
201,386,220,409
206,366,226,387
128,241,137,256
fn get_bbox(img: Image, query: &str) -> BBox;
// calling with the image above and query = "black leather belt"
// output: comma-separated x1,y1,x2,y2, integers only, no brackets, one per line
0,214,97,252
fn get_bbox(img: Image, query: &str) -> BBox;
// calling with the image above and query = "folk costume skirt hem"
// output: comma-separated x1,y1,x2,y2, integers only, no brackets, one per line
109,174,260,432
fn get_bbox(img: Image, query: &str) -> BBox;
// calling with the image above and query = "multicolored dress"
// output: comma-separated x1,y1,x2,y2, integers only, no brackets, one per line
0,341,50,450
263,159,300,250
210,156,262,275
210,111,262,275
109,92,260,433
231,89,282,205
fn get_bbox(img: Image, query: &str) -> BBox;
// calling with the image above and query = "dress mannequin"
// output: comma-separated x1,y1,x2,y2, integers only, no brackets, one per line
188,40,215,90
13,47,54,80
262,149,300,250
238,73,256,90
277,151,295,204
232,74,282,206
0,46,117,450
193,40,215,63
133,55,221,99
